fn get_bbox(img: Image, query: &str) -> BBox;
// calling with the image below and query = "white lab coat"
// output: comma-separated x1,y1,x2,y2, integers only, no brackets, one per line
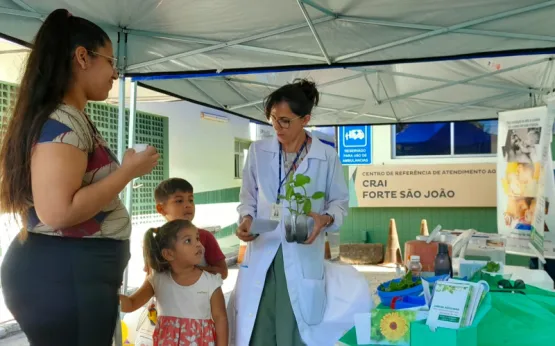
228,134,372,346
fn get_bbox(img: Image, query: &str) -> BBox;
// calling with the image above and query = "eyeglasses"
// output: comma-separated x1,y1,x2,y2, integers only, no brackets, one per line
269,114,301,129
497,279,526,290
88,50,118,69
489,279,526,294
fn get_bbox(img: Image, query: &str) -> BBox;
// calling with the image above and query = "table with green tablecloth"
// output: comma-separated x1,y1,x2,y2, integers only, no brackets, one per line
339,283,555,346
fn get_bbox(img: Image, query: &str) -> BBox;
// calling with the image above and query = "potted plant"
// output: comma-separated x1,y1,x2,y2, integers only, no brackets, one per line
279,173,325,243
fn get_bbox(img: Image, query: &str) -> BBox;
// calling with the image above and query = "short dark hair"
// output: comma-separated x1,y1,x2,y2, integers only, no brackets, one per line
263,78,320,120
154,178,194,203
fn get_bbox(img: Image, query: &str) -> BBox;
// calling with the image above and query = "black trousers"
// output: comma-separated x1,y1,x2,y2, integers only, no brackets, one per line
1,232,130,346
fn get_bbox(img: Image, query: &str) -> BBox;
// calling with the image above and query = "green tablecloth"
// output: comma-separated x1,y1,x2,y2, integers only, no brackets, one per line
339,284,555,346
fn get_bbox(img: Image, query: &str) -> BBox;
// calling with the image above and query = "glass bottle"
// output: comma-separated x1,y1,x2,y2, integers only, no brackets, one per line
434,242,453,277
408,255,423,279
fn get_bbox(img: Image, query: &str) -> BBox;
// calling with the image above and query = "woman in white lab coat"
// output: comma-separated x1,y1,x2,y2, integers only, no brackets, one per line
229,79,371,346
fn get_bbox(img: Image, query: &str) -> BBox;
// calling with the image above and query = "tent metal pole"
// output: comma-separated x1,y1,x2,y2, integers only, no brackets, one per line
187,80,225,108
382,57,551,104
113,29,128,346
296,0,331,64
353,67,548,95
299,0,336,17
335,1,555,62
117,78,127,164
224,80,265,114
0,7,42,19
403,91,521,121
126,17,334,70
122,81,137,296
337,16,555,43
223,77,364,102
126,29,326,62
228,99,265,111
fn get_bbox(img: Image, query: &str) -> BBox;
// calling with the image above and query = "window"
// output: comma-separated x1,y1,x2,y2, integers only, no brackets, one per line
234,138,252,178
393,120,498,158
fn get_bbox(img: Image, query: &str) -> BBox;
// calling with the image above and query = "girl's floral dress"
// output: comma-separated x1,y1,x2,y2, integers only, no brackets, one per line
148,271,223,346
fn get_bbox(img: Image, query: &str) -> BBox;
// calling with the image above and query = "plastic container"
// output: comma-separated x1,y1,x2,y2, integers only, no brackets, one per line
408,255,423,279
377,278,423,306
480,270,512,282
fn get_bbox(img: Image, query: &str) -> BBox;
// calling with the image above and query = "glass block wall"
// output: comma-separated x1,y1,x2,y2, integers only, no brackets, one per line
0,81,169,224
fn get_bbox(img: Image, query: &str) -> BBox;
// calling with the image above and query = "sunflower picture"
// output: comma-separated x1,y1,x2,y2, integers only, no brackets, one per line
380,312,409,341
370,309,424,345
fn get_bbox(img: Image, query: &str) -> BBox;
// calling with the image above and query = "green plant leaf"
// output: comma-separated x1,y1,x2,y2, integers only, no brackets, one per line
294,174,310,187
483,261,500,273
311,191,325,200
294,192,304,200
287,207,297,214
302,199,312,214
278,195,287,200
285,185,294,200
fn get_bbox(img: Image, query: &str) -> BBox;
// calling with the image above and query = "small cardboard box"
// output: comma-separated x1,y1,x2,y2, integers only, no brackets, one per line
410,294,491,346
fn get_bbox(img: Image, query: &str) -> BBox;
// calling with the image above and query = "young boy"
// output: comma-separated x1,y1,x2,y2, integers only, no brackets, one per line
153,178,228,279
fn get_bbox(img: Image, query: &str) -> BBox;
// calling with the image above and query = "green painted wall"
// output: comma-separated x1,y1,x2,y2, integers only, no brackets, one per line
195,187,240,205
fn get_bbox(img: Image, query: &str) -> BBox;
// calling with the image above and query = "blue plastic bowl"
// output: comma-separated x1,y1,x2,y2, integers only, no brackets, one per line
377,277,423,307
392,295,427,310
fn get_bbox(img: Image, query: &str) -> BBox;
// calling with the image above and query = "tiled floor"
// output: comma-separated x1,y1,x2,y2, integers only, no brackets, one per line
0,264,396,345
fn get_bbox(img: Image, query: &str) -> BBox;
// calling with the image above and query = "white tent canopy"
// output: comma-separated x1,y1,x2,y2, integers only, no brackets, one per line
1,0,555,126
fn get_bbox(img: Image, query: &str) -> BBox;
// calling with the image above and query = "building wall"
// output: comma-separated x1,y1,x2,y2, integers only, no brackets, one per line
136,101,250,237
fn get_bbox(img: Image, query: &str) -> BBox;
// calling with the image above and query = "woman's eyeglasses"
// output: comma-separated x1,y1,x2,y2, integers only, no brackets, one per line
88,50,118,69
269,115,300,129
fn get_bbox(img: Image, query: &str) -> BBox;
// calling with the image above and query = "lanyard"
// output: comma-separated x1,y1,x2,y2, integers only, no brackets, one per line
277,137,308,203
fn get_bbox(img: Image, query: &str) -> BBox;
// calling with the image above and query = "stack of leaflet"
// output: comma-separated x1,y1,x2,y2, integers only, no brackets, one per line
425,279,489,331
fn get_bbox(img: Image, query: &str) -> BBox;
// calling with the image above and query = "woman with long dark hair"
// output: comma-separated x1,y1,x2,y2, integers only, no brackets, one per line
0,9,159,345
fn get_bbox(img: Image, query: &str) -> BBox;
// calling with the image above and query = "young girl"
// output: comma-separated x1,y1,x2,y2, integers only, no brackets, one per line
120,219,228,346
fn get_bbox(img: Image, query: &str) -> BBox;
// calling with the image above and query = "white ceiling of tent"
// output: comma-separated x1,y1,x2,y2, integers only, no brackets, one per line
1,0,555,125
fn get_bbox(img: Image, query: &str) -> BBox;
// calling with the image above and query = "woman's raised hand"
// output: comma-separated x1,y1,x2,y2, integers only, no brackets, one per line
121,145,160,179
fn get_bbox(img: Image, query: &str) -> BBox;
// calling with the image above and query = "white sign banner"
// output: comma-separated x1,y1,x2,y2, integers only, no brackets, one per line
497,106,554,258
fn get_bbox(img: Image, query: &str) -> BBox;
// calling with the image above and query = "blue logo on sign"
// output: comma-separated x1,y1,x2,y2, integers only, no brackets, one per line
338,126,372,165
343,128,367,148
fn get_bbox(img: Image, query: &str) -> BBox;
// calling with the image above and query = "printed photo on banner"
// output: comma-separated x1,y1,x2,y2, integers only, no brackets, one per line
501,127,541,163
497,106,553,258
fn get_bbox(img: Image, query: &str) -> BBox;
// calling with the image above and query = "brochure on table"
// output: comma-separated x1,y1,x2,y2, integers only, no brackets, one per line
426,279,487,331
497,104,555,259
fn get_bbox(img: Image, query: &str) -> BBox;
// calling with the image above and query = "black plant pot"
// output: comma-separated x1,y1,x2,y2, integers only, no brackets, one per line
285,214,312,243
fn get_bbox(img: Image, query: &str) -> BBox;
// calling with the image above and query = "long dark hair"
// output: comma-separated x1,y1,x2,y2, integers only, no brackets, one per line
0,9,110,235
144,219,194,272
263,78,320,119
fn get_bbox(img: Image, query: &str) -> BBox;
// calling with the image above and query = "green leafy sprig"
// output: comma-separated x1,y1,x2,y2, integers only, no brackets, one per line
278,173,325,215
378,270,422,292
